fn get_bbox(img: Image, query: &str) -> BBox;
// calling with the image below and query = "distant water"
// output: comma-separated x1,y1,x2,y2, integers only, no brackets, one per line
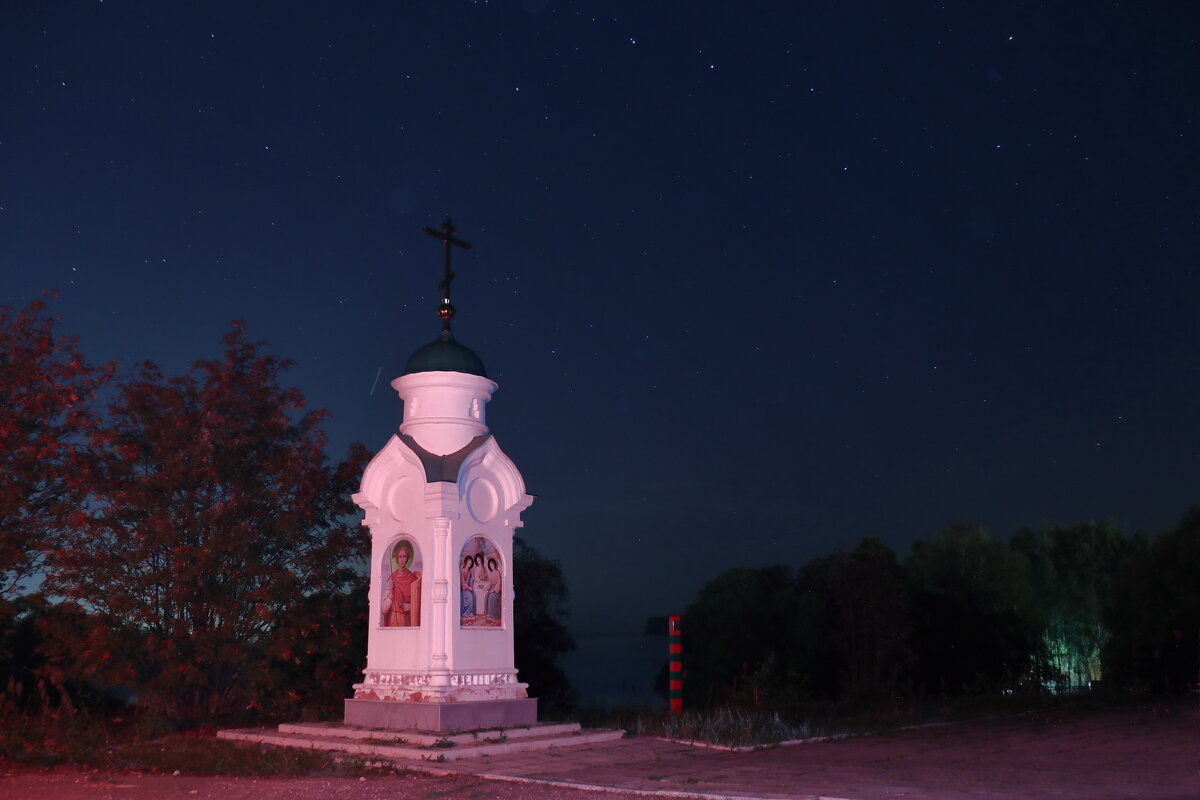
561,634,669,709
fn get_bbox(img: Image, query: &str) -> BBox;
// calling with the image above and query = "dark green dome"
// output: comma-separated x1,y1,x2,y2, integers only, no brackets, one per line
403,332,488,377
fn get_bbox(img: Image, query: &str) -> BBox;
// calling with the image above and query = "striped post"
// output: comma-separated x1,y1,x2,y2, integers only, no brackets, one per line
668,614,682,713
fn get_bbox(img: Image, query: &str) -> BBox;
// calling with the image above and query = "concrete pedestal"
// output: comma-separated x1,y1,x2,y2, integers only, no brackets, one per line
344,698,538,732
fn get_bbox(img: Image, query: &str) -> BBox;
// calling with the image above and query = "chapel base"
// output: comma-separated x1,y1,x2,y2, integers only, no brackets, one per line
343,697,537,732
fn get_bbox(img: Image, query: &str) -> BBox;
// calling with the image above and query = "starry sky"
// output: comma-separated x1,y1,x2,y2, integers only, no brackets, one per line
3,1,1198,640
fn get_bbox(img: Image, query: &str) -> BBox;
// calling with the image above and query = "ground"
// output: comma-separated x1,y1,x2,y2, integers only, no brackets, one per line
2,704,1195,799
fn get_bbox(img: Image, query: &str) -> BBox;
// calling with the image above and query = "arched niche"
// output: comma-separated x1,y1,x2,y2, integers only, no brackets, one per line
458,535,504,629
380,536,423,628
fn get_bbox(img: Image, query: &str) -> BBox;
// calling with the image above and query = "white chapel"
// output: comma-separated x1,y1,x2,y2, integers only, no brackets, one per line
344,219,537,731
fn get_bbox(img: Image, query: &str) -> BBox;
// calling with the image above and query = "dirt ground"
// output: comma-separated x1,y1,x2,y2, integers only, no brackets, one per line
0,771,605,800
2,704,1197,800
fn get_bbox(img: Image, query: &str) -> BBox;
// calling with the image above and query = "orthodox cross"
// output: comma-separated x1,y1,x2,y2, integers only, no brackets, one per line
422,216,472,333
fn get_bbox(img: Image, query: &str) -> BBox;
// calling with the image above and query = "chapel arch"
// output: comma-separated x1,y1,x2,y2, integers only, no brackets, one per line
380,536,422,627
458,535,504,628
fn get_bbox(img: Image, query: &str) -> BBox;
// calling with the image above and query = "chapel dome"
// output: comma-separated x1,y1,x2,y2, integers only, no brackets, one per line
403,331,488,378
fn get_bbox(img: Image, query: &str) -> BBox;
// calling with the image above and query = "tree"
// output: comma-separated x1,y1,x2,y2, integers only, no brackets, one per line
0,592,107,713
45,323,368,716
1013,522,1129,690
906,525,1041,696
1104,508,1200,694
826,537,912,702
512,535,576,716
0,295,111,600
680,564,817,708
677,542,912,710
791,555,841,701
266,580,369,719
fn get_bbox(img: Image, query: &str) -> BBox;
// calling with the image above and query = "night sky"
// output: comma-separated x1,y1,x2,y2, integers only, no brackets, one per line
3,1,1198,640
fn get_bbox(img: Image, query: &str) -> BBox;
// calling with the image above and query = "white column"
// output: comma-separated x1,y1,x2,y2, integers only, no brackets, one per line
430,516,451,686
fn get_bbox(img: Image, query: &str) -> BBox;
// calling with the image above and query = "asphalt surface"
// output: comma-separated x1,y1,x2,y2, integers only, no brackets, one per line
2,705,1196,799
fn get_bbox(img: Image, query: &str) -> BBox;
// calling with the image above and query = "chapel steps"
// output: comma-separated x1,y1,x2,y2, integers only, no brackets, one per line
217,721,625,763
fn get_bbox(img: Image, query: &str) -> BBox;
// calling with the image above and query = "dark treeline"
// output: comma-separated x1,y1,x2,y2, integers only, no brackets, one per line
680,517,1199,710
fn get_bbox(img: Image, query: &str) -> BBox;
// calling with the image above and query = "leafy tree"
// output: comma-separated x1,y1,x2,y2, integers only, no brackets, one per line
791,556,840,701
266,580,369,719
1104,508,1200,694
0,594,45,710
826,537,912,702
1013,522,1129,689
678,542,911,710
0,296,111,600
0,593,110,713
680,564,815,708
513,535,576,716
45,323,368,716
906,525,1041,696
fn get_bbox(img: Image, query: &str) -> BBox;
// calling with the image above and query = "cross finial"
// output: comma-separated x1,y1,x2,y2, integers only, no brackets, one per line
422,216,473,333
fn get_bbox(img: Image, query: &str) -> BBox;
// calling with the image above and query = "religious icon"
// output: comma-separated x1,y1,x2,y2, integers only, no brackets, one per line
459,537,502,628
381,537,422,627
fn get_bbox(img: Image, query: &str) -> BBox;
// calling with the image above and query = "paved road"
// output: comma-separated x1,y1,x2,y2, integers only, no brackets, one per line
3,705,1196,799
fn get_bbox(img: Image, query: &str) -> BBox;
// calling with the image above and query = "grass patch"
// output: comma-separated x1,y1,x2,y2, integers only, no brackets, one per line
0,707,401,776
579,693,1137,749
594,706,821,748
111,735,352,776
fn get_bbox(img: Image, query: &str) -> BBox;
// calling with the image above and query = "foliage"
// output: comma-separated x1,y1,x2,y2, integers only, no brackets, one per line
1103,508,1200,694
0,295,112,600
1013,522,1130,689
0,592,117,715
907,525,1042,696
788,557,841,700
512,535,576,716
676,514,1197,710
826,537,912,702
43,323,369,717
265,580,369,719
681,564,813,708
0,596,41,711
681,538,911,710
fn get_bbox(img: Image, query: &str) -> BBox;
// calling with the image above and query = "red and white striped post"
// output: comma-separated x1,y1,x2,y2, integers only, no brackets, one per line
668,614,682,713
